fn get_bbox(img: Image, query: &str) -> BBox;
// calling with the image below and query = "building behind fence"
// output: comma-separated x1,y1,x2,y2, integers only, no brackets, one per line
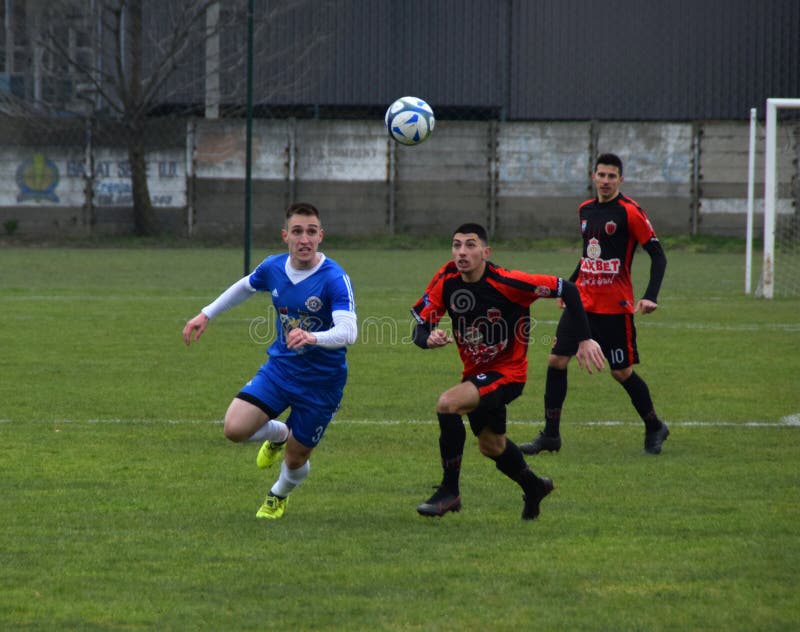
1,1,798,239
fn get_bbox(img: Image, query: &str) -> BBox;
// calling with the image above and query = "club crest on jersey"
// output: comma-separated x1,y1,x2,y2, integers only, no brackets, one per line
581,236,621,274
605,220,617,235
487,308,501,323
586,237,602,260
305,296,323,312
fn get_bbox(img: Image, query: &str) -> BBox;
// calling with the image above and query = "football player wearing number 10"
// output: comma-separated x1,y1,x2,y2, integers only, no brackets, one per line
520,153,669,457
182,202,357,519
411,223,605,520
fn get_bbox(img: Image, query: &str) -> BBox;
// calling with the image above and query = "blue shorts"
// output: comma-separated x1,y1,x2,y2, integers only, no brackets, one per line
237,362,344,448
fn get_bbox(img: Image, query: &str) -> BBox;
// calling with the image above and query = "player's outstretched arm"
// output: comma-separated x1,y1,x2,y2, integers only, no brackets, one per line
183,312,209,346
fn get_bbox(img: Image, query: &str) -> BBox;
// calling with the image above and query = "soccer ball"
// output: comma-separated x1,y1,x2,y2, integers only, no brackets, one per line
384,97,435,145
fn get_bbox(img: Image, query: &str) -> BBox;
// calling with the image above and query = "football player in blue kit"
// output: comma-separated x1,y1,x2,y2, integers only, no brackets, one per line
183,202,357,519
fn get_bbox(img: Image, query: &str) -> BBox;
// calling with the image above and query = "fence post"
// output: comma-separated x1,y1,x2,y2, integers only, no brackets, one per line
185,119,195,237
487,120,498,237
690,122,703,235
587,121,598,195
386,136,396,235
83,117,95,234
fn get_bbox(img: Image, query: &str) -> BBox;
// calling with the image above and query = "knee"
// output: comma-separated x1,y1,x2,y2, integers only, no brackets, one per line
611,367,632,383
436,393,460,415
223,414,249,443
548,354,570,370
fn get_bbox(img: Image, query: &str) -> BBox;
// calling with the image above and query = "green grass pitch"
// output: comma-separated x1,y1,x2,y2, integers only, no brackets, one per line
1,244,798,630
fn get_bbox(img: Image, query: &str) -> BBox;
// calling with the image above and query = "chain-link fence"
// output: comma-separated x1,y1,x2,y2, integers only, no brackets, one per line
1,0,798,241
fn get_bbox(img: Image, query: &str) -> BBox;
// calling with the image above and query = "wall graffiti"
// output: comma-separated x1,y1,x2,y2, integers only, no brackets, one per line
15,154,60,203
4,152,185,208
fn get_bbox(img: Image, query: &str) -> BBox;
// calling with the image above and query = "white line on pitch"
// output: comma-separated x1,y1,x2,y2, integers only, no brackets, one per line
2,417,799,427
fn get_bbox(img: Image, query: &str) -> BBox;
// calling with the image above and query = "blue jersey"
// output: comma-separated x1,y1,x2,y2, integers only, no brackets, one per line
249,253,355,387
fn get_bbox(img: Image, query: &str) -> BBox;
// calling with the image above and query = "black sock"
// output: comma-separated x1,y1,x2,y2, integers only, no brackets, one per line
492,439,539,493
621,371,661,432
438,413,465,494
543,366,567,436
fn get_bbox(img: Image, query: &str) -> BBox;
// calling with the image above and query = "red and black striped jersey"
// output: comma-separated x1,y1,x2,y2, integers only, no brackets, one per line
411,261,564,381
575,193,658,314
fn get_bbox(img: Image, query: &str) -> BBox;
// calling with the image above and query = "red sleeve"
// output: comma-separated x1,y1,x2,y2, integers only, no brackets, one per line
487,266,564,306
626,204,658,245
410,261,453,326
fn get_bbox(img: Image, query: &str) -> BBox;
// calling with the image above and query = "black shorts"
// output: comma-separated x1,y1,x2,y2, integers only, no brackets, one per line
551,311,639,370
463,371,524,436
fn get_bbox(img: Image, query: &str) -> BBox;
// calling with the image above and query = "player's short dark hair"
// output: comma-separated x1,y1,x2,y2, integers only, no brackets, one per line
285,202,320,221
595,153,623,175
453,222,489,244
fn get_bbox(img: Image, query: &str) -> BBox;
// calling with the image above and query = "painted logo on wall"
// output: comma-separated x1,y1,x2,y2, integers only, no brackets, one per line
16,153,60,203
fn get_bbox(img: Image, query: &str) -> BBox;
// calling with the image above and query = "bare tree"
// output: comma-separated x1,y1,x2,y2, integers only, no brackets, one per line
21,0,330,236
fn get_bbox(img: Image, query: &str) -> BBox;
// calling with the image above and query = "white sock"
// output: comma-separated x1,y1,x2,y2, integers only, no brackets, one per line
246,419,289,444
270,460,310,497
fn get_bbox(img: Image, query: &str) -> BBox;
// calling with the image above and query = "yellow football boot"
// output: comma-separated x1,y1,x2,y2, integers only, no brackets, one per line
256,440,285,469
256,493,288,519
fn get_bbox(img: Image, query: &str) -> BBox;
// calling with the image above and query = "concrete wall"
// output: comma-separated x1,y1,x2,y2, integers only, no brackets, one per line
1,117,797,240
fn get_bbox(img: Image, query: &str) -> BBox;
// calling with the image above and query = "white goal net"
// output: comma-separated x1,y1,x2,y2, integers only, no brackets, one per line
755,98,800,298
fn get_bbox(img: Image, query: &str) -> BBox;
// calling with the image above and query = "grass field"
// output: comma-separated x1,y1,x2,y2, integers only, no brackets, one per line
1,243,799,630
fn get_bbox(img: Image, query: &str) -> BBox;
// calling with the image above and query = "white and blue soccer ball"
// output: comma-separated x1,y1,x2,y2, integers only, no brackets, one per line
384,96,435,145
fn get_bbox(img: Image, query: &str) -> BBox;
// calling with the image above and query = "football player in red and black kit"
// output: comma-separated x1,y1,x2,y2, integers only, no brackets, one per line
520,153,669,456
411,223,605,520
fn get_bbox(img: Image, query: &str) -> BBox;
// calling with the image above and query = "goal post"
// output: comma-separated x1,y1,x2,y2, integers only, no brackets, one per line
761,98,800,299
745,108,757,294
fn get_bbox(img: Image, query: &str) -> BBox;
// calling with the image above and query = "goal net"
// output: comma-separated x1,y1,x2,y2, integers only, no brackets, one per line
756,98,800,298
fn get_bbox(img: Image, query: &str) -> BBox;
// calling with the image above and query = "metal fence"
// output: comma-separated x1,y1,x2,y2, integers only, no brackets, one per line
1,0,798,239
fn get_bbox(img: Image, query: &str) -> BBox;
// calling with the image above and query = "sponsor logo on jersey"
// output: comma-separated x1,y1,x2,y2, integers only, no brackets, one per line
456,329,508,365
535,285,551,297
605,220,617,235
462,326,483,345
581,257,621,274
581,219,587,233
305,296,323,312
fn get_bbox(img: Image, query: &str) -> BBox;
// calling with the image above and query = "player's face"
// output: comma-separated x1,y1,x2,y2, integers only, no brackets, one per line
592,163,623,202
452,232,490,281
283,214,323,269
